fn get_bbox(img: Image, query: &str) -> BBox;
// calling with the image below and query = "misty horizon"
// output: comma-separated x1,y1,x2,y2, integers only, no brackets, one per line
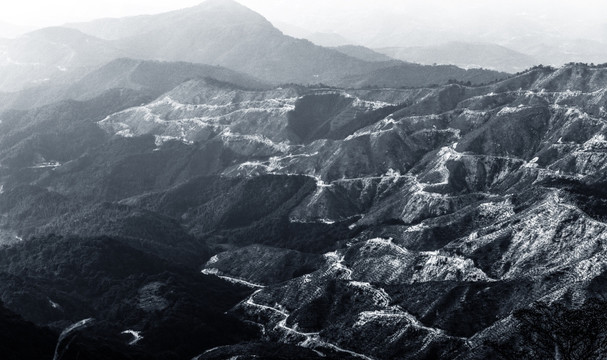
1,0,606,72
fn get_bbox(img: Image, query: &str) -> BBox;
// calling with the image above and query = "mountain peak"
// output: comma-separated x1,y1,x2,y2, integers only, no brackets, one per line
192,0,271,24
193,0,264,17
199,0,244,8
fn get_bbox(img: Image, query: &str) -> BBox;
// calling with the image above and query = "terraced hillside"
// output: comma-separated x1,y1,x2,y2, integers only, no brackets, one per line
1,63,607,359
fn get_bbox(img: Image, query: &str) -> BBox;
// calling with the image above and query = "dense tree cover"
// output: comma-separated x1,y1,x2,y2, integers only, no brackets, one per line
0,234,259,359
486,298,607,360
0,302,56,360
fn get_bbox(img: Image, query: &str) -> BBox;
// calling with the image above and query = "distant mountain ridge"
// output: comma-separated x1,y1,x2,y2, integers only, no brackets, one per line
0,0,506,98
332,45,395,62
0,58,269,111
67,0,401,85
377,42,538,73
0,26,119,91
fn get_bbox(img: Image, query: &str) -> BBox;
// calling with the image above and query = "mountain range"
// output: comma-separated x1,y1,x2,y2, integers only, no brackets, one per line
261,2,607,73
1,0,607,359
376,42,538,74
0,0,505,96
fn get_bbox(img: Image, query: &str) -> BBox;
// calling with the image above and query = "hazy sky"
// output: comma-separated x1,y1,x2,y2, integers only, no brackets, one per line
1,0,606,46
0,0,203,27
0,0,604,27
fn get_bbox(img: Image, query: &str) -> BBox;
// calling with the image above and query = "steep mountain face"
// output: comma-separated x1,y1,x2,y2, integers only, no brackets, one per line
1,62,607,358
66,0,260,41
267,21,355,48
66,0,404,85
